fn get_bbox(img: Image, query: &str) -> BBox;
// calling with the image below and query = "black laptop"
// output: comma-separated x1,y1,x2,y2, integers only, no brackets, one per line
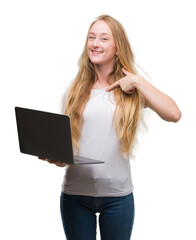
15,107,105,165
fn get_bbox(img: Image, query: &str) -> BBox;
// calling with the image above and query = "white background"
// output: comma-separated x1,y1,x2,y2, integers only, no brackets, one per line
0,0,195,239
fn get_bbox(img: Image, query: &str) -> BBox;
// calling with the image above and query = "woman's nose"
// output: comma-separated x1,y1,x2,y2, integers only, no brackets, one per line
92,38,100,47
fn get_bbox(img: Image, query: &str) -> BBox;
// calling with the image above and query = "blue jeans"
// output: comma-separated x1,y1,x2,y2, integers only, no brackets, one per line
60,191,135,240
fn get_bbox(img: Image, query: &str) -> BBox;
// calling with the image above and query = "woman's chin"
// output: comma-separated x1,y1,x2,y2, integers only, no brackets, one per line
90,59,103,65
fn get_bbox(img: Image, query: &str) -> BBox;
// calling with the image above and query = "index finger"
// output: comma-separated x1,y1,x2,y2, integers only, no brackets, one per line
105,81,120,92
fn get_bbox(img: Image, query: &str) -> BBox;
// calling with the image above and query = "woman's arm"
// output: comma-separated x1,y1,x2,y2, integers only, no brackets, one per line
135,76,182,122
105,68,182,122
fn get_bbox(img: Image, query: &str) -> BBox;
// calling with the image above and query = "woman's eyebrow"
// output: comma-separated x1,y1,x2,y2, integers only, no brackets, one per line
89,32,111,36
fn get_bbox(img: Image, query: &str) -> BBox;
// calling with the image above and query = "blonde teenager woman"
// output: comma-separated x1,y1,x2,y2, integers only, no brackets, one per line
41,15,181,240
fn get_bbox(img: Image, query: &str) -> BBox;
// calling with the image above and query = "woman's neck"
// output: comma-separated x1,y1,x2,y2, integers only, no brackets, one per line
93,63,114,88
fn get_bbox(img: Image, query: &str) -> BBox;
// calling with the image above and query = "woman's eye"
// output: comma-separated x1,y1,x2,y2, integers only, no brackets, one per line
88,36,108,41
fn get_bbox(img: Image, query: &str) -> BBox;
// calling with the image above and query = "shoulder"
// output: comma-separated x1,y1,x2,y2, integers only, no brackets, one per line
60,89,70,114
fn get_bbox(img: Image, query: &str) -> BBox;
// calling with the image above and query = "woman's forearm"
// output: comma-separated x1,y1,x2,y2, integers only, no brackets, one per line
135,77,182,122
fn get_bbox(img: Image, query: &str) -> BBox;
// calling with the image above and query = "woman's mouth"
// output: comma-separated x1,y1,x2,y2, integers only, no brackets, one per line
91,50,103,54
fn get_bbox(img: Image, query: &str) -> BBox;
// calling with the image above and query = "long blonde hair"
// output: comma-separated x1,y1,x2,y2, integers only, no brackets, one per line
64,15,145,157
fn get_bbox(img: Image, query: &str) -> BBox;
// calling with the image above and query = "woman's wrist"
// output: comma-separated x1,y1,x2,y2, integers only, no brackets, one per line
133,75,145,90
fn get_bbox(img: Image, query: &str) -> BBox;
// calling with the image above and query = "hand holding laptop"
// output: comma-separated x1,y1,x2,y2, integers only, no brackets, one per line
15,107,104,165
38,157,68,167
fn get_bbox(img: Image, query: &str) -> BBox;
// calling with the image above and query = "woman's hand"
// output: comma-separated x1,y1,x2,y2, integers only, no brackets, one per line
38,157,68,167
105,68,140,94
105,67,181,122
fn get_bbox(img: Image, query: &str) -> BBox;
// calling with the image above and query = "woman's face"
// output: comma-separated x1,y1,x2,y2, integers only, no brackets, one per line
87,20,117,66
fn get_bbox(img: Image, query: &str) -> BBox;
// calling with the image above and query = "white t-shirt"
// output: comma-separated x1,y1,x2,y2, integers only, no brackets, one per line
61,88,134,197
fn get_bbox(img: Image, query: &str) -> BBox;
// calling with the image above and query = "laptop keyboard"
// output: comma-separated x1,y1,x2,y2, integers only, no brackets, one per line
74,155,104,164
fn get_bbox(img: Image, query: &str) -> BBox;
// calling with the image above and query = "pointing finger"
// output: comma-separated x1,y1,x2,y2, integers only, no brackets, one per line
105,81,120,92
122,68,132,75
